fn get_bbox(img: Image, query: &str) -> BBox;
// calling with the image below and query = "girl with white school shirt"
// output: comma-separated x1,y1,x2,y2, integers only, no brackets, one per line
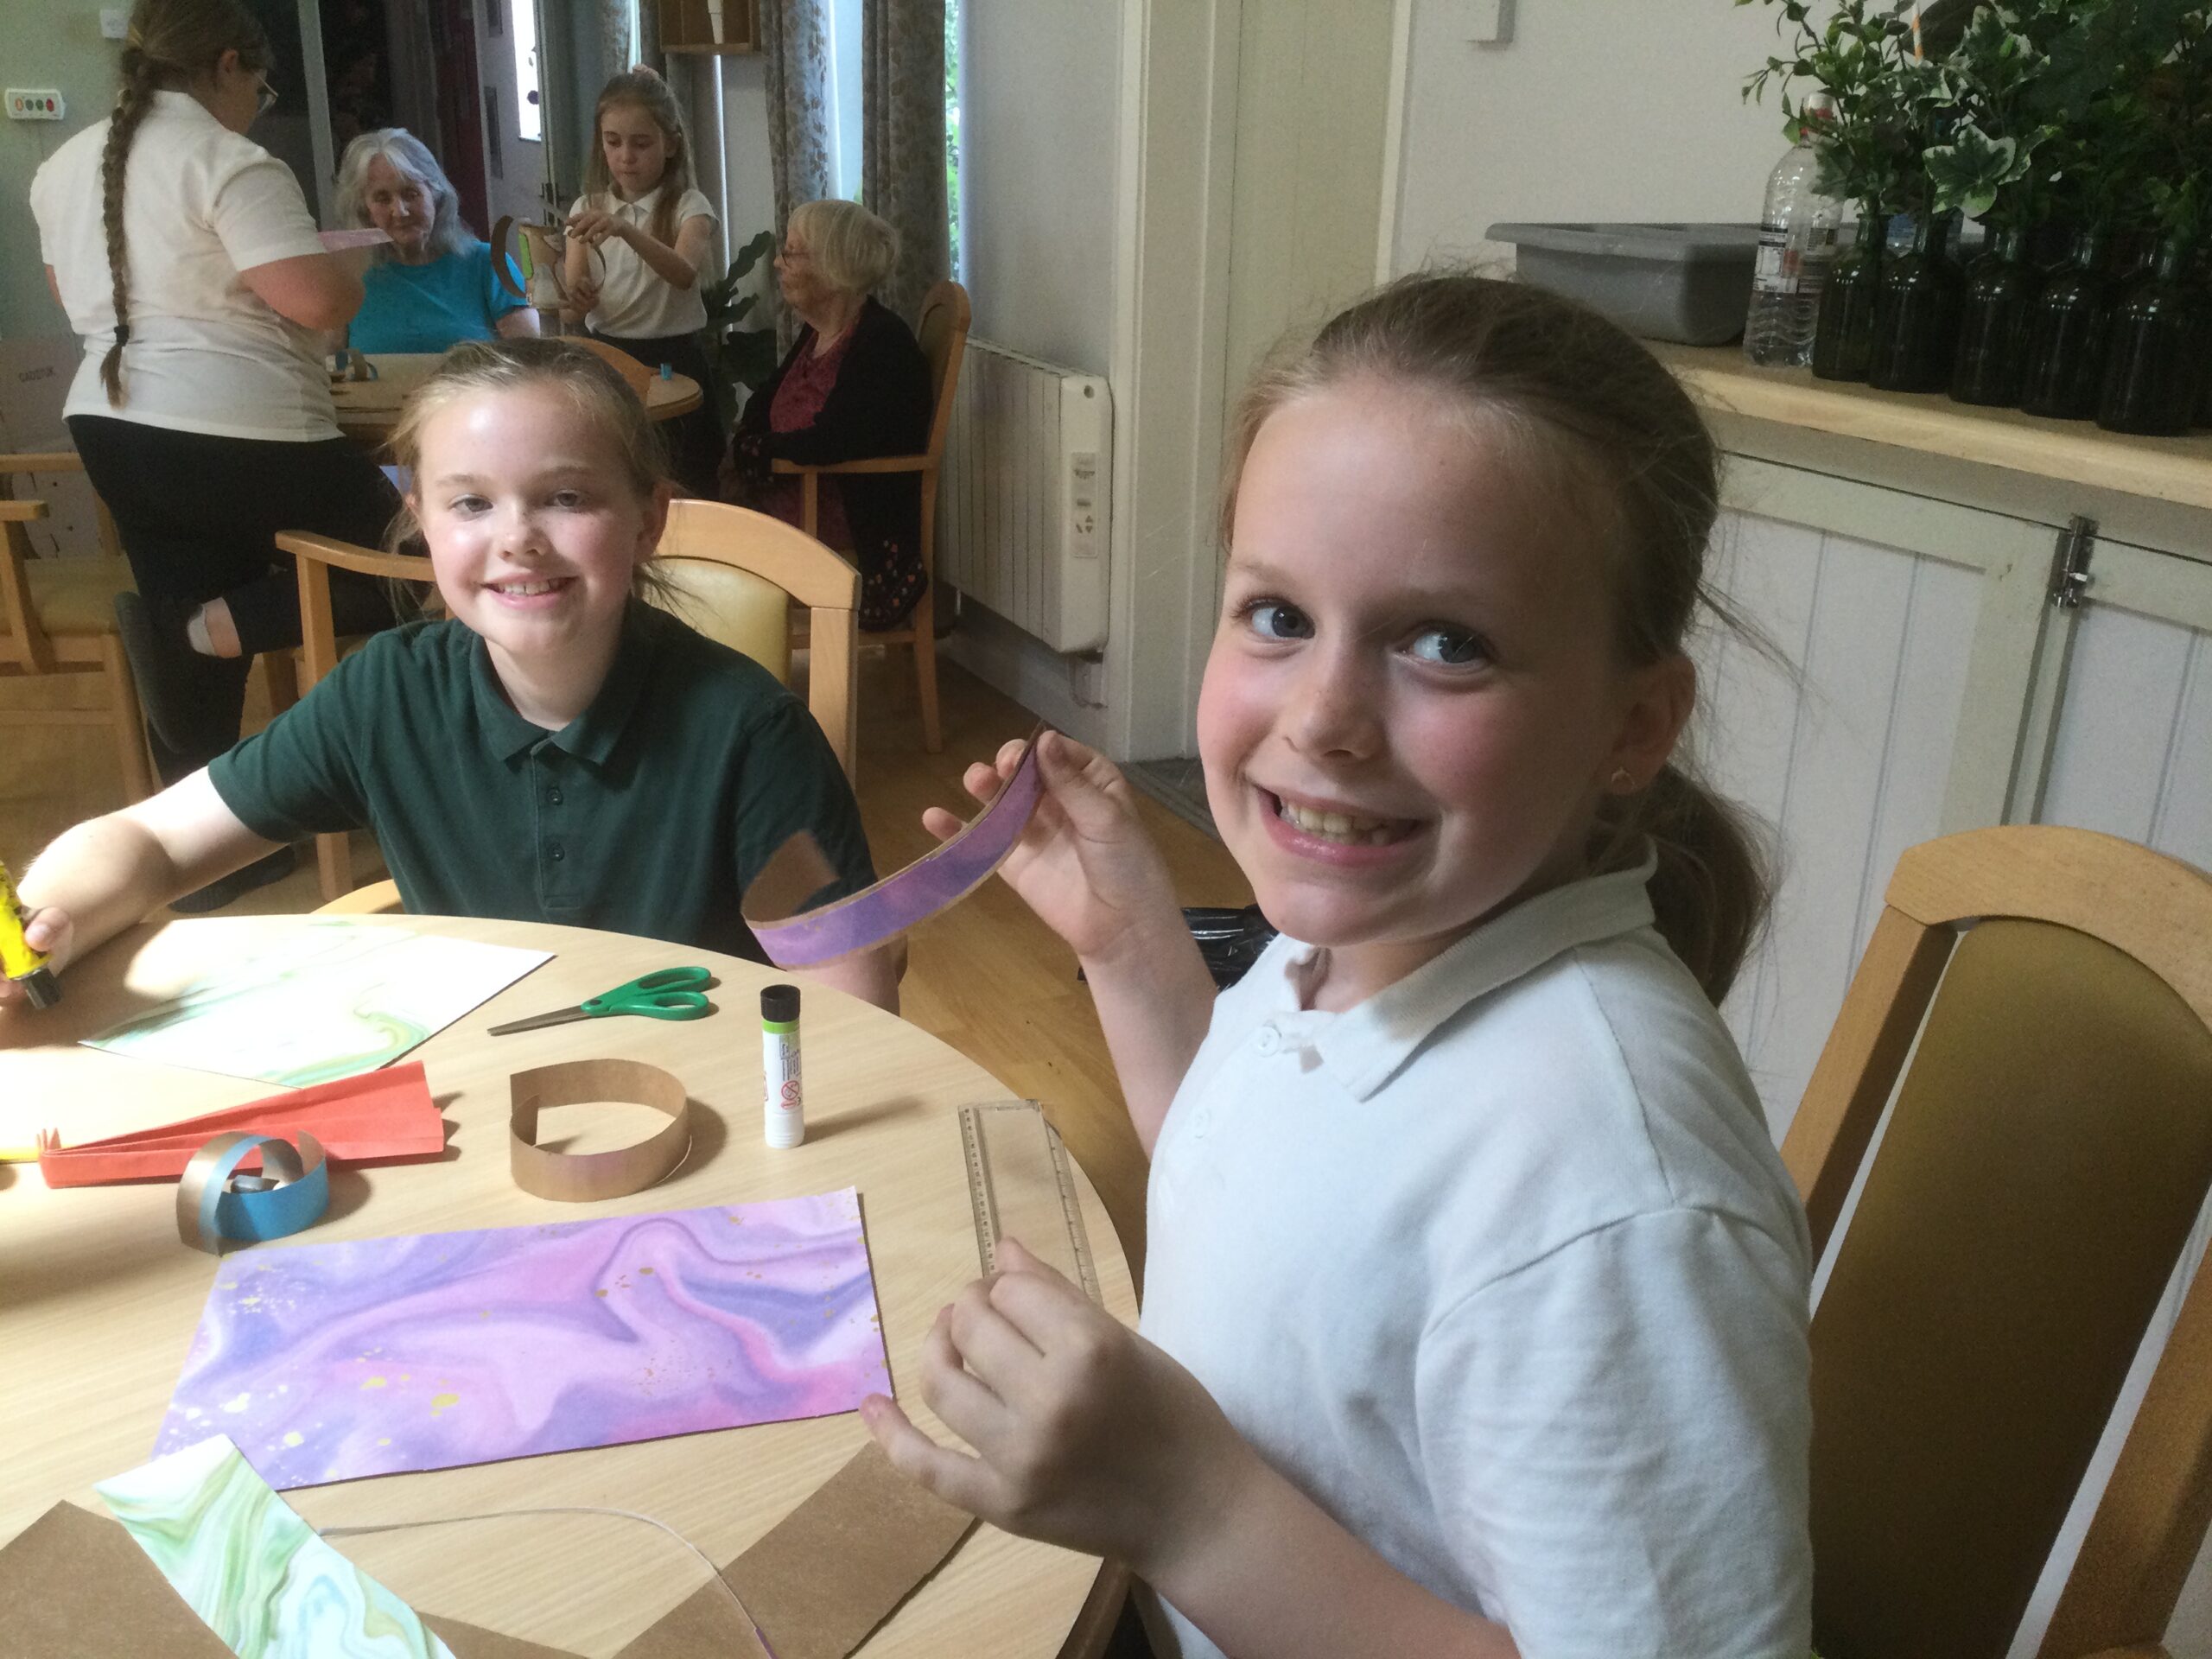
30,0,400,900
3,340,899,1017
562,67,724,497
862,275,1814,1657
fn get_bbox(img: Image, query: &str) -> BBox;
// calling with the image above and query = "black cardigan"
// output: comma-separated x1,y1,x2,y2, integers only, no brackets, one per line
729,297,933,626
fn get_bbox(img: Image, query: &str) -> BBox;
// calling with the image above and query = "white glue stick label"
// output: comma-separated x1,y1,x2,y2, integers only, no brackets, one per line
761,983,803,1148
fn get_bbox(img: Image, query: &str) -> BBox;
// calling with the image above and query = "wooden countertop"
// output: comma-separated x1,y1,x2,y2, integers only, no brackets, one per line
1656,344,2212,516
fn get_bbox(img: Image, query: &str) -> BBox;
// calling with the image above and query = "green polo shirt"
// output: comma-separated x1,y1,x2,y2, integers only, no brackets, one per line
208,601,875,962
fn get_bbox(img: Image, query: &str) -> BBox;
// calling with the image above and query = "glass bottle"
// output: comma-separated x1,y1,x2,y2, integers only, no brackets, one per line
1868,213,1962,392
1813,210,1884,382
2019,229,2114,421
1951,226,2043,407
2097,237,2204,437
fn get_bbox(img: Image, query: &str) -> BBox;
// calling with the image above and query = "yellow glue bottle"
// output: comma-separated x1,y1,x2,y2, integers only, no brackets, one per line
1,857,60,1009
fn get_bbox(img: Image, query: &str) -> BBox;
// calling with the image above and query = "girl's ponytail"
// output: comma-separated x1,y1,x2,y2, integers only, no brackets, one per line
98,48,161,404
1625,765,1767,1005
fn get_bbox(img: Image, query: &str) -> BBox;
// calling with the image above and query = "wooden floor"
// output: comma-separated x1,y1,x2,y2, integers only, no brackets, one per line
0,647,1252,1285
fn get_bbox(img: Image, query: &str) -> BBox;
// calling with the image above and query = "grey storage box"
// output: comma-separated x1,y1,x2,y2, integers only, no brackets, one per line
1485,223,1762,346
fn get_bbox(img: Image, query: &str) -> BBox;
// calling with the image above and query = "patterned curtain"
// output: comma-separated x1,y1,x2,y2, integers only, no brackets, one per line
861,0,950,326
760,0,836,343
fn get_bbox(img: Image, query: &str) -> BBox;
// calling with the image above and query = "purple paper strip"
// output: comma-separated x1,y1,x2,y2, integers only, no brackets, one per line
156,1190,887,1491
750,734,1045,969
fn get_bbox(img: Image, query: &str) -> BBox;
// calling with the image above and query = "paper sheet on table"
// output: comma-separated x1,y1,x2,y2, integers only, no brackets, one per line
96,1435,456,1658
159,1188,890,1490
81,922,550,1087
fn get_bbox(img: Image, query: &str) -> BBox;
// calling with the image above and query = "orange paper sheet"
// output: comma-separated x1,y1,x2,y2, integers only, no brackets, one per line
37,1063,444,1187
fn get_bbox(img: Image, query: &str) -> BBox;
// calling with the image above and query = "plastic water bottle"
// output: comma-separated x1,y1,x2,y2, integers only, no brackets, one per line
1745,112,1846,367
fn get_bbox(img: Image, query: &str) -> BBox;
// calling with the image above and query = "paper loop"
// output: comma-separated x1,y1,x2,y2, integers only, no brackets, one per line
742,728,1046,968
510,1059,691,1202
177,1131,329,1253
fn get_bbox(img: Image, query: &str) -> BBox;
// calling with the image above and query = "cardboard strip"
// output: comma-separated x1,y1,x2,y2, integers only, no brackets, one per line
510,1058,692,1202
742,729,1046,969
615,1443,976,1659
38,1063,443,1187
177,1131,329,1253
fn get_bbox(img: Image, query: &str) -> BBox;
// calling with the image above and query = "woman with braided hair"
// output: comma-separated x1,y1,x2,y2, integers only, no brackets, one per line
31,0,403,908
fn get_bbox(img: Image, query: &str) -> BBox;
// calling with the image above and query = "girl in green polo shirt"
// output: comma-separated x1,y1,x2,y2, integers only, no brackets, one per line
5,339,896,1014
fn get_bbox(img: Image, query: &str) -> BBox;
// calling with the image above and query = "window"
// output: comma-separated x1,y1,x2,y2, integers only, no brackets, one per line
512,0,543,143
945,0,962,276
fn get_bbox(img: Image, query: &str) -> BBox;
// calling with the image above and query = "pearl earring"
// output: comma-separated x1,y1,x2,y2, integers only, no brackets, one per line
1609,768,1634,792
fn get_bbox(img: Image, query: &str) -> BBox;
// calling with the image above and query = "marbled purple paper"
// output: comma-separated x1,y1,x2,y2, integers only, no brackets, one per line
156,1189,887,1491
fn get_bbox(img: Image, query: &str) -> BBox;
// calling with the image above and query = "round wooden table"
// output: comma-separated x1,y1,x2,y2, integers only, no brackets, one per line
331,353,704,445
0,913,1135,1656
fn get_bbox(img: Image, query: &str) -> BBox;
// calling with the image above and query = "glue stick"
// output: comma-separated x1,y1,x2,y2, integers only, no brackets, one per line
761,984,803,1148
0,857,60,1010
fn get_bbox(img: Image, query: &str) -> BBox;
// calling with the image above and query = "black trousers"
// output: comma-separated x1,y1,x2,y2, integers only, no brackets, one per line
68,416,404,778
589,329,726,499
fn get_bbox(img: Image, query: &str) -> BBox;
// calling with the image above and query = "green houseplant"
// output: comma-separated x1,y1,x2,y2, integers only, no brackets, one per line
698,229,779,431
1741,0,1947,379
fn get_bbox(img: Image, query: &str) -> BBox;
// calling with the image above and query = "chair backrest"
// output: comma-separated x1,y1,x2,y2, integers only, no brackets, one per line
1785,825,2212,1659
564,335,657,404
915,280,971,464
650,499,860,777
0,497,54,672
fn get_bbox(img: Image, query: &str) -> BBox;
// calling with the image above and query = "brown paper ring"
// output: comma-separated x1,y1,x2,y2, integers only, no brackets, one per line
510,1059,692,1201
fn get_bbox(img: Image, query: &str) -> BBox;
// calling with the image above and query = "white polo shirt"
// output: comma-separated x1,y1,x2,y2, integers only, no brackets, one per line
1139,859,1815,1659
31,92,340,442
569,186,715,340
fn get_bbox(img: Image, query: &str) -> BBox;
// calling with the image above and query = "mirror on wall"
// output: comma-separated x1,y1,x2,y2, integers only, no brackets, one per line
254,0,588,238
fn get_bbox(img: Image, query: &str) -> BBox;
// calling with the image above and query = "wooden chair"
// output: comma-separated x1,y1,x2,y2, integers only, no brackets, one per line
272,531,433,903
1785,824,2212,1659
773,278,969,753
0,452,154,804
317,879,401,914
650,498,860,779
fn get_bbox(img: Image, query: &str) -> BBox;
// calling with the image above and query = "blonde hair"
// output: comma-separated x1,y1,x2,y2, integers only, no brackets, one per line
100,0,271,404
386,340,673,604
785,199,898,299
334,128,473,260
580,69,696,250
1225,273,1770,1004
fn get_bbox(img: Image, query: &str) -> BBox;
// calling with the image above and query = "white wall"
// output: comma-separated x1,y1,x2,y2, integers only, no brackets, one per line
1389,0,1796,272
2,1,124,343
958,0,1122,377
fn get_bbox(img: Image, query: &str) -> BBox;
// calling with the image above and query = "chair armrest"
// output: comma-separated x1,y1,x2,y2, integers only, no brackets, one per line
0,501,50,522
0,452,86,476
274,530,434,582
770,454,931,477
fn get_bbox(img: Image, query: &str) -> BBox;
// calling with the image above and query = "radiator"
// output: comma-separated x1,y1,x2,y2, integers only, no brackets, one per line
940,339,1112,654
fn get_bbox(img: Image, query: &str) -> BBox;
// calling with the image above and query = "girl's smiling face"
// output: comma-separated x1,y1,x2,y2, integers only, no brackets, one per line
599,102,674,199
1198,376,1691,1003
410,385,665,683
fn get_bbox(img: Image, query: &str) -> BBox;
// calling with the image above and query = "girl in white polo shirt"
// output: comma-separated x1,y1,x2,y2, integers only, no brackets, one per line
561,67,722,497
862,275,1815,1658
30,0,401,876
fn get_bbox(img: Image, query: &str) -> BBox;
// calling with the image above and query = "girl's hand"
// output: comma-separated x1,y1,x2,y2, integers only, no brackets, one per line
861,1239,1253,1576
0,905,72,1009
564,207,628,250
928,731,1180,968
563,274,601,321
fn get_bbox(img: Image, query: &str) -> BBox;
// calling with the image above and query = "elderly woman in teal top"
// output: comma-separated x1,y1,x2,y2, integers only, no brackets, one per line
334,128,537,353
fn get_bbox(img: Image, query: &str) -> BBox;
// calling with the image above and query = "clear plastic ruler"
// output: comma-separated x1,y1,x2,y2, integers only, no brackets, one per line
957,1100,1102,1306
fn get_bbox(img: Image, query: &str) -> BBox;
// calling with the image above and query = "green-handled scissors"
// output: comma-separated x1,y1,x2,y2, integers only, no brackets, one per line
488,966,714,1035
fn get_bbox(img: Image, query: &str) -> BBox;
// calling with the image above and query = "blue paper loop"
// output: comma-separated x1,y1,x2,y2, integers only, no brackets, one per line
179,1131,329,1253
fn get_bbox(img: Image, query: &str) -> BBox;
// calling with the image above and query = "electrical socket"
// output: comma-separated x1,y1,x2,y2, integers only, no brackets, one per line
100,8,131,39
6,89,67,120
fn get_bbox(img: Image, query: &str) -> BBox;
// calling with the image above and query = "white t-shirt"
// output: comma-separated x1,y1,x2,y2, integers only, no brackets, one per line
569,185,715,340
31,92,340,442
1139,859,1815,1659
